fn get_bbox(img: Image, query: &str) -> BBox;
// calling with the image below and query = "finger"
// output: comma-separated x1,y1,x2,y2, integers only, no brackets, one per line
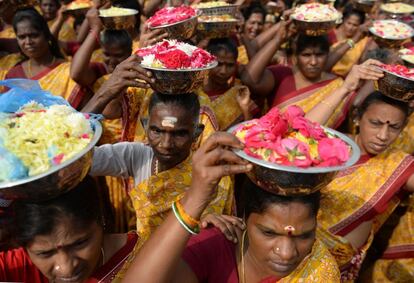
201,132,245,153
204,147,249,166
207,163,253,179
212,217,238,241
220,215,246,230
363,59,384,67
122,79,151,89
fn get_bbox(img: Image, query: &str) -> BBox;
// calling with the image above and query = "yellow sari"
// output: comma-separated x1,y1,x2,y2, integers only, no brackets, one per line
279,239,340,282
391,113,414,155
331,37,369,77
317,150,414,282
48,17,77,42
0,26,15,39
0,53,23,80
237,45,249,65
372,195,414,283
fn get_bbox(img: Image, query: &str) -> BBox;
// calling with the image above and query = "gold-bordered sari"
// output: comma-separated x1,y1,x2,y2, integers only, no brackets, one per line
331,37,369,77
0,53,23,80
317,150,414,282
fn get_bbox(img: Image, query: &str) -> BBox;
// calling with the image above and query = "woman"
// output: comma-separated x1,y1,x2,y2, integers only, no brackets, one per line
195,38,256,130
40,0,77,42
326,7,371,77
242,30,349,128
4,8,84,109
307,89,414,281
121,132,340,282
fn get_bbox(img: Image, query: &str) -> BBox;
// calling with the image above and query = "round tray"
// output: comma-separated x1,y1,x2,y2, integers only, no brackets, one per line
99,8,138,30
197,20,240,38
377,67,414,101
292,17,338,36
197,4,239,16
148,11,200,40
228,123,360,196
0,120,102,201
353,0,375,13
140,61,218,94
369,20,414,48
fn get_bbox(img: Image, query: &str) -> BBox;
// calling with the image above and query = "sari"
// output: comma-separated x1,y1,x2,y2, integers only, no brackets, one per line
371,195,414,282
269,65,350,129
391,113,414,155
5,61,85,109
0,26,14,39
48,17,77,42
237,45,249,65
331,37,369,77
317,149,414,282
0,53,23,80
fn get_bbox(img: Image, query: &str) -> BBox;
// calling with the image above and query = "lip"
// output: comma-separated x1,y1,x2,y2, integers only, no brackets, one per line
268,260,295,273
370,142,387,151
55,272,84,283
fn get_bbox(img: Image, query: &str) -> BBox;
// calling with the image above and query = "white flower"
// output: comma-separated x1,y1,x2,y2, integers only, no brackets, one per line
47,105,74,116
66,113,93,137
176,42,197,56
141,54,156,67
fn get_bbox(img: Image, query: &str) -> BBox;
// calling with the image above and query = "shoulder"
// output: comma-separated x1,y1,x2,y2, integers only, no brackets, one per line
5,62,25,78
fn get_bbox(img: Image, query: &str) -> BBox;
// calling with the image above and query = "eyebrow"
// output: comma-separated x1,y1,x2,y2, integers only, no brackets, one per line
257,224,315,236
31,235,90,254
369,118,401,126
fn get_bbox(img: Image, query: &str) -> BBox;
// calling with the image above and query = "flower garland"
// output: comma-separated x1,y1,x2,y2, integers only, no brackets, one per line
234,106,351,168
136,40,216,69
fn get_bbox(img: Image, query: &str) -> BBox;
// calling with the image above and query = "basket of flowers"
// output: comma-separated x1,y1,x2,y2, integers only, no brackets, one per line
193,1,239,16
146,5,200,40
136,40,218,94
377,64,414,101
291,3,342,36
369,20,414,48
99,6,139,30
229,106,360,195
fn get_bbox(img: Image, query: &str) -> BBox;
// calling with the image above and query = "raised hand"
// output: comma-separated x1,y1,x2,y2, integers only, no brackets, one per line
343,59,384,92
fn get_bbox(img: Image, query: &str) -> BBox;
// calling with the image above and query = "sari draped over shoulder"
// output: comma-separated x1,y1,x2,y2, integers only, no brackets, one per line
269,66,350,128
317,150,414,281
331,37,369,77
276,239,340,282
372,195,414,283
5,61,85,109
0,26,15,39
237,45,249,65
48,18,77,42
0,53,23,80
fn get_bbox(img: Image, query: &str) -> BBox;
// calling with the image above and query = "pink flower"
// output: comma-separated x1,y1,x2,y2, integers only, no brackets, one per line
258,107,289,137
190,48,216,68
291,116,326,140
283,105,305,125
52,153,64,165
318,137,350,166
155,49,191,69
275,138,313,167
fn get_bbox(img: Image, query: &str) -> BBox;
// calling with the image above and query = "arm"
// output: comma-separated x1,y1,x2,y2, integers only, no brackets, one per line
81,54,154,114
405,174,414,192
305,59,384,125
122,133,252,283
49,5,68,39
143,0,164,16
70,7,102,87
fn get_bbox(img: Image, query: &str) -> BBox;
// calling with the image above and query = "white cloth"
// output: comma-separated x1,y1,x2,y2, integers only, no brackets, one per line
90,142,153,186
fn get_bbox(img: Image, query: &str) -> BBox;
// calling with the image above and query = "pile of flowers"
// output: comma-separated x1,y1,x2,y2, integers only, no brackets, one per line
234,106,351,168
381,64,414,79
199,14,237,22
194,1,230,8
292,3,340,22
66,0,92,10
400,47,414,64
137,40,216,69
370,20,414,39
0,103,93,180
380,2,414,14
99,7,138,17
147,5,197,27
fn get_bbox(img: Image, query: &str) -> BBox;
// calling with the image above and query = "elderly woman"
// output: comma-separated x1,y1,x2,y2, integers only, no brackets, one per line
121,132,341,282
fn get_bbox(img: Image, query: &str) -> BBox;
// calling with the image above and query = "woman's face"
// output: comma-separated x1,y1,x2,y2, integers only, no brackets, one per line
246,201,316,279
41,0,59,22
147,103,199,169
358,102,406,155
16,20,50,59
209,49,237,86
343,14,361,38
26,218,103,283
102,43,131,73
244,12,264,40
296,46,328,80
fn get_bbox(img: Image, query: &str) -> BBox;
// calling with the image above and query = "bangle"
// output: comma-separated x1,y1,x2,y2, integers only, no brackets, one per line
172,202,199,235
90,29,100,44
175,199,200,227
320,100,334,108
347,39,355,49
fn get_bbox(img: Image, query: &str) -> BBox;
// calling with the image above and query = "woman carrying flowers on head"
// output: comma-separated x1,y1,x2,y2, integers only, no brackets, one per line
4,8,85,109
121,132,340,283
303,61,414,282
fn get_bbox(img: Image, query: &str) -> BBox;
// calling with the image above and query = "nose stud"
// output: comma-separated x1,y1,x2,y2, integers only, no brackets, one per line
55,265,61,271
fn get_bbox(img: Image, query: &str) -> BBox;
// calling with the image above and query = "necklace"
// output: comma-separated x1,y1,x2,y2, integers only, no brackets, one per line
153,158,159,175
27,56,56,78
238,230,248,283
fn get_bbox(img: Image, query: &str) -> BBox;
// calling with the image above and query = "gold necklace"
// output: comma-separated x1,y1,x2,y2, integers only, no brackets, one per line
27,56,56,78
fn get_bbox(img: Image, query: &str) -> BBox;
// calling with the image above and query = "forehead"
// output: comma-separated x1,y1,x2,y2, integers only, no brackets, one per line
41,0,57,5
363,102,406,122
345,14,361,23
102,43,130,55
149,103,195,127
298,46,326,54
16,20,38,34
214,49,237,62
250,202,316,232
247,13,263,22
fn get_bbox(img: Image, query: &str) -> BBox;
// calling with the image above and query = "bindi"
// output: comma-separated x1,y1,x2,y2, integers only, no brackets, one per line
284,225,296,236
161,116,178,128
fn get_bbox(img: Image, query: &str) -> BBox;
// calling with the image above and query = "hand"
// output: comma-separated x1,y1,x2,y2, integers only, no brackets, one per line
86,7,102,32
56,5,68,21
275,18,292,44
236,86,251,112
189,132,252,203
200,214,246,243
97,55,154,101
343,59,384,92
139,25,169,48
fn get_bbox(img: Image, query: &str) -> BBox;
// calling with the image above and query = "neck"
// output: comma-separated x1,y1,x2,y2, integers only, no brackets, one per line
244,248,271,283
30,52,56,67
355,134,368,156
293,66,323,85
204,77,229,94
155,155,187,174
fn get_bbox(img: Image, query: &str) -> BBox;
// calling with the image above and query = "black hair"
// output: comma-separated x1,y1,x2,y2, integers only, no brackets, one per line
358,91,410,120
206,38,238,60
242,1,266,23
342,5,365,25
149,92,200,123
40,0,61,6
243,178,321,220
12,176,103,247
100,29,133,53
294,34,330,55
12,8,64,59
363,48,396,65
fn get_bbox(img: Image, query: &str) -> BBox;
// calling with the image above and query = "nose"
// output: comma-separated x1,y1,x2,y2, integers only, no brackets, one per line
159,133,173,149
310,55,317,65
275,237,298,262
53,252,77,278
376,125,389,142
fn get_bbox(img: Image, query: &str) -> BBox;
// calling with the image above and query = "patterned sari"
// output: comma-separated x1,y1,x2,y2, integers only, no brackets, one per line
317,150,414,282
0,53,23,80
48,17,77,42
269,66,351,129
331,37,369,77
5,61,85,109
391,113,414,155
237,45,249,65
372,195,414,282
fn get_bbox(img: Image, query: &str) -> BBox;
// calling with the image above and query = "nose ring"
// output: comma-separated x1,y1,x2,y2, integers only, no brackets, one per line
55,265,61,271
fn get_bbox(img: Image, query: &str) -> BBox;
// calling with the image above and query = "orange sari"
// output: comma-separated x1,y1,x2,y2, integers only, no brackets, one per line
317,150,414,282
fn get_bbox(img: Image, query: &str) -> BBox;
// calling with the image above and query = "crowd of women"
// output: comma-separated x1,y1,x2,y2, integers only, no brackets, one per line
1,0,414,282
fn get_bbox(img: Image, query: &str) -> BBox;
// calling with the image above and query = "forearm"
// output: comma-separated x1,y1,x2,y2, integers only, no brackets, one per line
122,190,208,283
305,86,349,125
76,18,91,43
81,86,116,114
325,42,351,71
252,23,280,50
143,0,163,16
49,17,65,39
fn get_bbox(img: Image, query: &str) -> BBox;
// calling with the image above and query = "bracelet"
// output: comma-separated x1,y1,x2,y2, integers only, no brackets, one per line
347,39,355,49
172,202,199,235
320,100,334,108
89,29,100,44
175,199,200,227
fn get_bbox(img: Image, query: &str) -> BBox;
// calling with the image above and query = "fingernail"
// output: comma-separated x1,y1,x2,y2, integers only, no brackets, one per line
146,71,152,76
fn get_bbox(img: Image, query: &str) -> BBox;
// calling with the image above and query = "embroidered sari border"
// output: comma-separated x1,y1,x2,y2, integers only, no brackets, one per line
382,244,414,259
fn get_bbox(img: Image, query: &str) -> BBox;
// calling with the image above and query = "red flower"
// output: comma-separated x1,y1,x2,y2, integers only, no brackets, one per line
258,107,289,137
155,49,191,69
283,105,305,125
190,48,215,68
318,137,350,166
291,116,326,140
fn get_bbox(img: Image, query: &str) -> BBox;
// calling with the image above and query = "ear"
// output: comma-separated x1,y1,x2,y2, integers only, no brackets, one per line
193,124,204,139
